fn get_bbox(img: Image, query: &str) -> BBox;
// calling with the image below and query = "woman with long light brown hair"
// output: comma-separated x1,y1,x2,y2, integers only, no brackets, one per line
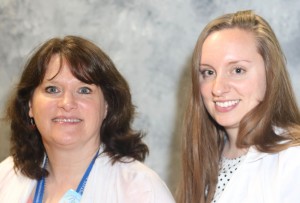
178,10,300,203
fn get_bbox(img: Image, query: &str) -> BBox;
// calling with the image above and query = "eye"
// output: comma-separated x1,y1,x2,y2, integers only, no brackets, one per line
200,69,215,79
45,86,60,94
233,67,245,74
78,87,92,94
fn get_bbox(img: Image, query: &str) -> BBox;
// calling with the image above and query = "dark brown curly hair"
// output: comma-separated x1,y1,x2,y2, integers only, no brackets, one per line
6,35,149,180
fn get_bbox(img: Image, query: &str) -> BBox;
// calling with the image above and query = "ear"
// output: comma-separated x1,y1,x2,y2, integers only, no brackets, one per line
104,101,108,119
28,101,33,117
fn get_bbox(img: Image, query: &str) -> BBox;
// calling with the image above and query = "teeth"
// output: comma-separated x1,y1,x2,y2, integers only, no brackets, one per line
215,100,239,108
53,118,81,123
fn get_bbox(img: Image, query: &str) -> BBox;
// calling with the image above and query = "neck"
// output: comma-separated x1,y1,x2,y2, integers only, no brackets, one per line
36,145,100,202
44,144,100,184
223,128,248,159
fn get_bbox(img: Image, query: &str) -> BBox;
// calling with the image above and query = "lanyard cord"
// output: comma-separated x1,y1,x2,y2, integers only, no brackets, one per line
33,150,99,203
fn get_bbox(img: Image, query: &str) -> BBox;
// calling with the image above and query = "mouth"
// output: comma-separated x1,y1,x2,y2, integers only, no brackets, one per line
52,118,82,123
215,100,240,108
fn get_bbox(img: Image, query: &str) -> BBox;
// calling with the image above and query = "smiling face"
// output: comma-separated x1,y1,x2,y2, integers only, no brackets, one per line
29,54,107,150
199,28,266,136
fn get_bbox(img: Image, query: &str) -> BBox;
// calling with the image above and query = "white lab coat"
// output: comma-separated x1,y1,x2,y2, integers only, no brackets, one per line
217,145,300,203
0,152,175,203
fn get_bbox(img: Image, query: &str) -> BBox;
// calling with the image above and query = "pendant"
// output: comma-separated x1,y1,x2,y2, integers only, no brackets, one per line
58,189,82,203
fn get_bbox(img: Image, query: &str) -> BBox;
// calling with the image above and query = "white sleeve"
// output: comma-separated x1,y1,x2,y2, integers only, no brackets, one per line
119,162,175,203
276,146,300,203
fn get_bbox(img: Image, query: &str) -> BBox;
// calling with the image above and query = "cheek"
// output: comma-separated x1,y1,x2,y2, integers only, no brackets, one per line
247,76,267,102
236,81,265,104
30,99,43,117
200,83,211,101
32,101,54,120
199,84,212,110
253,64,267,101
82,101,104,119
257,78,267,101
256,85,266,101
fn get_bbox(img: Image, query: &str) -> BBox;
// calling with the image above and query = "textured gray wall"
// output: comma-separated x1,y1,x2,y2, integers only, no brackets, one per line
0,0,299,194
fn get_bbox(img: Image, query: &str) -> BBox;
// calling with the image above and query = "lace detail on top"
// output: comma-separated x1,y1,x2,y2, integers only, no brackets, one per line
211,155,246,203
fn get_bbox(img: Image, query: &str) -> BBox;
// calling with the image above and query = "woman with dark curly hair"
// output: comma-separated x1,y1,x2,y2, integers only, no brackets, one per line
0,36,175,203
177,10,300,203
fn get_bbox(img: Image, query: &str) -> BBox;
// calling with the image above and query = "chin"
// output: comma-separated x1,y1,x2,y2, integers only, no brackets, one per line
215,119,239,129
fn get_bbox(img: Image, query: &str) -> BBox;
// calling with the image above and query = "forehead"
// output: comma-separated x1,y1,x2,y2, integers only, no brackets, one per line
205,28,257,50
42,54,68,80
201,28,260,64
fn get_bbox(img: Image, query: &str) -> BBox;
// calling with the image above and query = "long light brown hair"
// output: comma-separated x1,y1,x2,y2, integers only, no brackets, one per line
178,10,300,203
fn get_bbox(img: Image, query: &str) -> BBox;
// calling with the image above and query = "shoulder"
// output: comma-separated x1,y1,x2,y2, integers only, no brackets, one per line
0,156,14,167
108,157,169,190
0,157,19,192
0,157,35,201
257,146,300,182
0,156,32,184
248,145,300,163
117,159,162,179
277,145,300,164
0,156,15,179
92,154,175,202
238,146,300,201
96,152,165,184
0,156,21,186
272,146,300,200
116,160,175,202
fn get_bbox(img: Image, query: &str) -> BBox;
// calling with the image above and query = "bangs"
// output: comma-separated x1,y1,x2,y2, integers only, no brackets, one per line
37,36,105,87
59,52,100,85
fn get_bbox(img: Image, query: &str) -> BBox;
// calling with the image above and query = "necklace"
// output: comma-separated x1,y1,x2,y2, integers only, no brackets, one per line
33,150,99,203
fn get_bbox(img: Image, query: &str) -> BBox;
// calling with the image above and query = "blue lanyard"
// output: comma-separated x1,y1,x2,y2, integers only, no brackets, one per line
33,151,99,203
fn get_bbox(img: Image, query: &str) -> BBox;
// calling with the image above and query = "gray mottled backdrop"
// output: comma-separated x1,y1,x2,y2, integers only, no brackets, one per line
0,0,299,194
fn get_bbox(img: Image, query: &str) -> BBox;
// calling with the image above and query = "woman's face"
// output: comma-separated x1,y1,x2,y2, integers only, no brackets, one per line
199,28,266,136
29,54,107,150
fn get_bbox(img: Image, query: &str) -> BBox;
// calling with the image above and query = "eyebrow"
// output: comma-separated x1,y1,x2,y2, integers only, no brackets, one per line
199,60,251,68
227,60,251,65
199,64,213,68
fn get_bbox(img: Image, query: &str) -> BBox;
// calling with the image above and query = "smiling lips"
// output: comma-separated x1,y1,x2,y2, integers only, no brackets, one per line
52,118,82,123
215,100,240,112
215,100,239,108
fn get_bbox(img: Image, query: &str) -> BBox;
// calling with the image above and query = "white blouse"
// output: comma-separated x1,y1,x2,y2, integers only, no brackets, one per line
0,151,175,203
211,155,246,203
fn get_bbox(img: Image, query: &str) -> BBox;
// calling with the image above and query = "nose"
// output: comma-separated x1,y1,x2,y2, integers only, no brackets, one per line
212,75,230,97
58,91,77,111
